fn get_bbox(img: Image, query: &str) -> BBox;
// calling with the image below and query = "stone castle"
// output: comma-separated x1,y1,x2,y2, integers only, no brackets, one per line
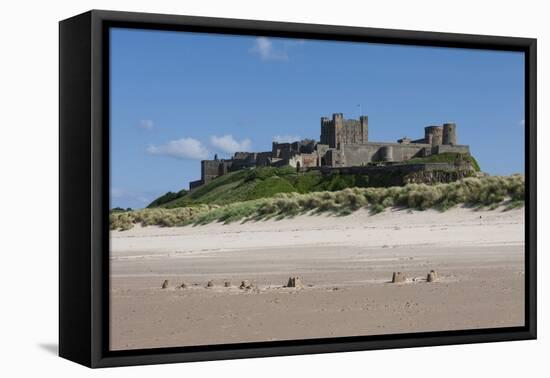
189,113,470,189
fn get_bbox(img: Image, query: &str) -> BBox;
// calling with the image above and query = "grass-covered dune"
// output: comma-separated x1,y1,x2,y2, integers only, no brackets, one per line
111,175,524,231
148,153,481,209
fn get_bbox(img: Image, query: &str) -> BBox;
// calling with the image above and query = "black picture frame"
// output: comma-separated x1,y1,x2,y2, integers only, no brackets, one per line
59,9,537,368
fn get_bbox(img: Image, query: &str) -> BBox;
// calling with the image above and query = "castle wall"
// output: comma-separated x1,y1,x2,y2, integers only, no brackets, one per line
318,162,466,175
340,142,430,166
325,149,344,167
432,144,470,155
198,151,273,188
387,143,430,161
272,142,297,161
288,152,317,169
231,153,257,170
189,179,204,190
300,153,318,168
316,162,474,186
340,144,378,166
233,152,255,160
298,139,317,153
316,144,330,166
201,160,217,183
201,160,233,184
256,151,272,166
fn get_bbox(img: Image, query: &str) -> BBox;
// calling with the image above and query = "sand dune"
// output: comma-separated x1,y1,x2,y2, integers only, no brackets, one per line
110,206,525,350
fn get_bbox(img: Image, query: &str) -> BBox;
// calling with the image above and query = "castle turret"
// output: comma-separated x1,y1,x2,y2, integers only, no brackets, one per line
425,125,443,146
320,117,330,145
360,115,369,142
442,123,457,145
380,145,393,162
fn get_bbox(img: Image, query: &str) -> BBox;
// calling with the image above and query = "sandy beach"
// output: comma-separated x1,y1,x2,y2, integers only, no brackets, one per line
110,206,525,351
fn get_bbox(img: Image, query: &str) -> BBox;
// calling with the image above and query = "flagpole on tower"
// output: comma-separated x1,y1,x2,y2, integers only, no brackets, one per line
357,103,362,118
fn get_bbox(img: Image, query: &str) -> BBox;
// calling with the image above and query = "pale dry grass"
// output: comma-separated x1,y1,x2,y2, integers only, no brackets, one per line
110,175,524,230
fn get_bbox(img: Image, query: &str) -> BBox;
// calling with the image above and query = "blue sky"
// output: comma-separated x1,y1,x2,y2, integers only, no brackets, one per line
110,28,525,209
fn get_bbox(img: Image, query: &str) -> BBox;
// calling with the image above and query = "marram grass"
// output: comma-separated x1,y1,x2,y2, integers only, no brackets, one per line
110,175,525,231
109,204,214,231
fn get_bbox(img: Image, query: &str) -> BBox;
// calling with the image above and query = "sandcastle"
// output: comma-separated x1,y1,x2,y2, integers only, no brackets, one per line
286,277,303,288
392,272,407,283
427,270,439,282
239,280,252,289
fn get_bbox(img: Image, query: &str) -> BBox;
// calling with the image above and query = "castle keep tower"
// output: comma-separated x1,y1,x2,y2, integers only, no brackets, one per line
442,123,457,145
320,113,369,148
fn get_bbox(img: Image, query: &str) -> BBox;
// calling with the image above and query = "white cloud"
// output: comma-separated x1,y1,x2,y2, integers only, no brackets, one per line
249,37,288,61
273,135,301,143
147,138,209,160
210,135,252,154
138,119,154,130
519,119,525,127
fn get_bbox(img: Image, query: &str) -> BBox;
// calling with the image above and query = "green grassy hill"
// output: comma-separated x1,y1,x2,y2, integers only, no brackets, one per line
148,166,370,208
148,153,480,209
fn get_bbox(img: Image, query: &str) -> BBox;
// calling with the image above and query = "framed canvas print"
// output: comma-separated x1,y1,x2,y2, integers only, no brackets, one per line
59,10,536,368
